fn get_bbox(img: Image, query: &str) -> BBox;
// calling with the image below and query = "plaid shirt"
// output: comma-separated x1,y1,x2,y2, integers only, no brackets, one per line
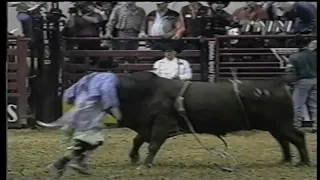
153,58,192,80
106,3,146,33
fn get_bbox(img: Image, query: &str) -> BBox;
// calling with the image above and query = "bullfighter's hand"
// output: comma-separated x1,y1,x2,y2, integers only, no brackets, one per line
109,107,122,121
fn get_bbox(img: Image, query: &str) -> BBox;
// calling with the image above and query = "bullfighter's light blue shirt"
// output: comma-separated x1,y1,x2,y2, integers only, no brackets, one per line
62,72,119,131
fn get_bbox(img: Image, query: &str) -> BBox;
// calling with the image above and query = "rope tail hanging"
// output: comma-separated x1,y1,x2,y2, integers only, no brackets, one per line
175,81,238,172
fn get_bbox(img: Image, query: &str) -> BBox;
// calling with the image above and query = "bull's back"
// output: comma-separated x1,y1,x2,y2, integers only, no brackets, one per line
184,81,243,133
183,80,293,133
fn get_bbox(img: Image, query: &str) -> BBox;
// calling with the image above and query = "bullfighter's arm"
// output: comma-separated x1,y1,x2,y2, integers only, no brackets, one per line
63,83,78,105
179,60,193,80
99,76,122,120
99,75,120,110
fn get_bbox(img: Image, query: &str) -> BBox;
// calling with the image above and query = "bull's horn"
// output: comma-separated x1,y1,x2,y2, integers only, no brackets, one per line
9,28,19,34
36,120,64,128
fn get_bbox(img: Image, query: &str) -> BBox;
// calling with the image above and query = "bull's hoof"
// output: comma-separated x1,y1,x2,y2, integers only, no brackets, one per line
135,164,152,170
295,161,310,167
130,155,140,164
279,159,292,164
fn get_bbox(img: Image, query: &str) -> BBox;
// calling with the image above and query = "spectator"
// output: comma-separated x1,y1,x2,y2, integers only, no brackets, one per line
179,2,212,49
153,43,192,81
232,1,269,21
272,2,316,34
67,2,104,64
93,2,118,48
208,1,236,36
287,40,317,133
146,2,182,50
94,2,118,36
106,2,147,51
10,2,46,38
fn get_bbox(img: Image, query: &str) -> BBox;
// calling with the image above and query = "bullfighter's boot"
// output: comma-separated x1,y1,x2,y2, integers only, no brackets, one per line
50,156,71,178
69,152,92,175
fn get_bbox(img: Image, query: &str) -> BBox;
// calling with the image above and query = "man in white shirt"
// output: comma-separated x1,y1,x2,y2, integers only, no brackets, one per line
152,44,192,80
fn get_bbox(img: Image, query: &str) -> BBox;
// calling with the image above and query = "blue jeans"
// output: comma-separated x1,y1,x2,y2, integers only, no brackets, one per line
292,78,317,129
17,13,33,37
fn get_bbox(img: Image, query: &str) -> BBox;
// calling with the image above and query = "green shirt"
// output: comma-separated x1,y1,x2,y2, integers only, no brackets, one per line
289,50,317,81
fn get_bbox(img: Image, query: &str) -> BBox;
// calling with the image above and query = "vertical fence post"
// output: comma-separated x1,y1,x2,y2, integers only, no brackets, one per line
215,37,220,82
17,38,29,126
199,39,208,81
206,38,217,83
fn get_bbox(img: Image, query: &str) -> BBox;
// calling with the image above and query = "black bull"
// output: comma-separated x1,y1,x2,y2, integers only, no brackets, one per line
117,72,309,167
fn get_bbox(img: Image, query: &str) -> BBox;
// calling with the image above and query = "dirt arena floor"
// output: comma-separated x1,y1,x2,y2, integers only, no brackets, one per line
8,128,317,180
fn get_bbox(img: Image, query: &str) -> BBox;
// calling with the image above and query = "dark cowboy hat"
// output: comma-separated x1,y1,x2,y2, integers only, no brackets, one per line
207,1,230,8
161,42,183,54
97,59,119,70
95,1,118,7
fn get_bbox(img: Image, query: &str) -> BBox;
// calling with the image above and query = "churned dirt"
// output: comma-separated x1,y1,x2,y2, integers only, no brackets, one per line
8,128,317,180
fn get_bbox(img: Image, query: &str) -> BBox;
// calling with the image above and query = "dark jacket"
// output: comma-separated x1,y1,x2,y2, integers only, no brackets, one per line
288,50,317,81
180,3,212,37
292,2,317,34
209,9,234,36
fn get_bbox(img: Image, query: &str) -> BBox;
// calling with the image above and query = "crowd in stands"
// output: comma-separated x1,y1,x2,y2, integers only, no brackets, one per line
9,1,317,80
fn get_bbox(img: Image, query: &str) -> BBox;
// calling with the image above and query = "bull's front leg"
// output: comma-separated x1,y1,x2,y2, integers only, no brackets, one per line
129,134,145,164
140,117,170,169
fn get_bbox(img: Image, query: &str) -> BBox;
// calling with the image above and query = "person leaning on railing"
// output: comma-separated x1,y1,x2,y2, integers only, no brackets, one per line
10,2,47,38
272,2,316,34
105,2,147,51
178,2,211,50
232,1,269,21
66,2,104,65
145,2,183,50
94,2,118,36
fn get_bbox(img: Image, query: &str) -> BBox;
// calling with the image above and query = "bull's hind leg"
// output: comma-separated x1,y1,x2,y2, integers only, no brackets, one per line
282,127,310,165
269,131,291,163
129,134,145,164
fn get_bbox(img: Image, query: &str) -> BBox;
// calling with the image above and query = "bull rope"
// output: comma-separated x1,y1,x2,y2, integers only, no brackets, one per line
229,68,251,130
174,81,238,172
